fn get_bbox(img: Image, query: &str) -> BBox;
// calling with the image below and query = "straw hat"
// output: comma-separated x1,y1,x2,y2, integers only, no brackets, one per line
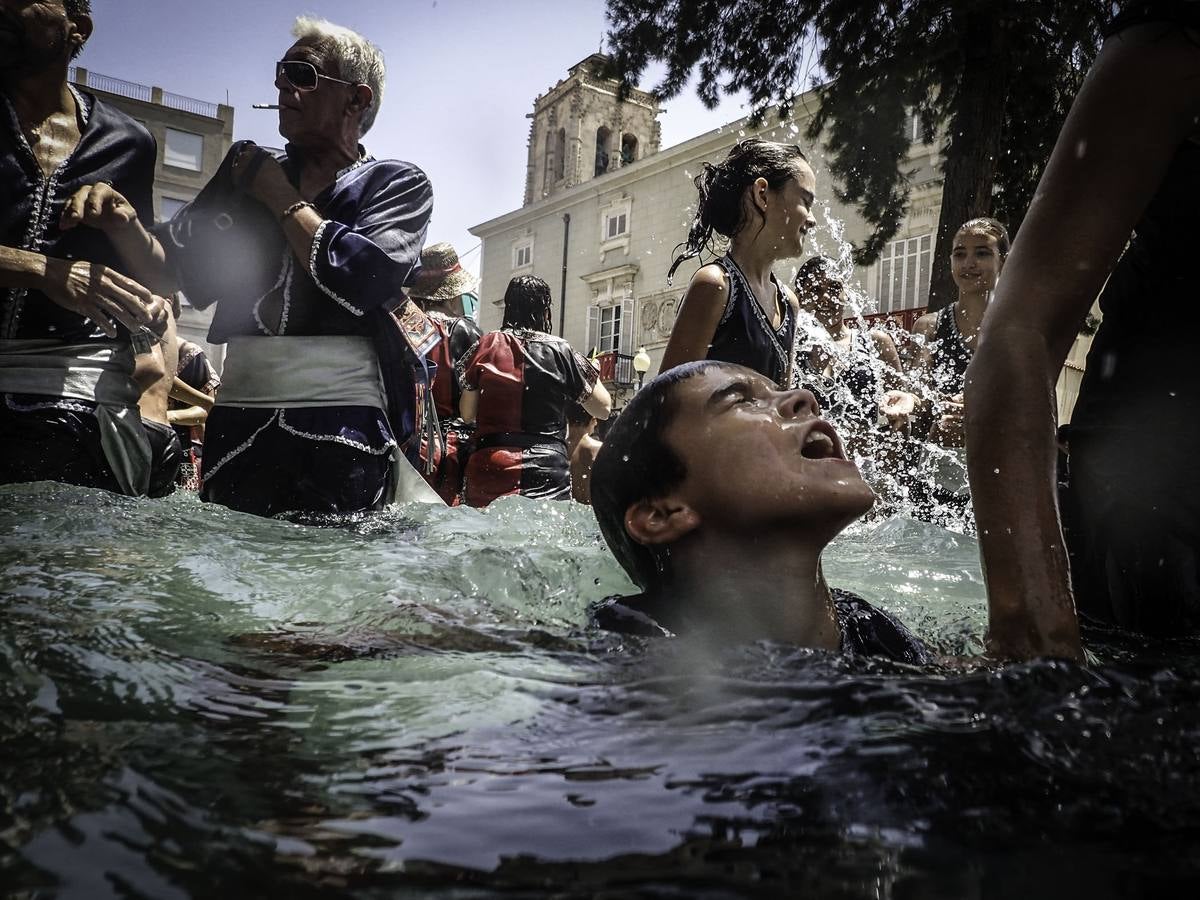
409,242,479,301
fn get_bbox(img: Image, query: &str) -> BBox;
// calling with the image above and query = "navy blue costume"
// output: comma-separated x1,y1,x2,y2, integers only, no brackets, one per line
158,142,433,517
1,88,158,493
705,255,798,388
591,588,931,664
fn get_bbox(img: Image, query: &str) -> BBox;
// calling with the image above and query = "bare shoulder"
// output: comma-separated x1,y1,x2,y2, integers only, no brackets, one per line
868,328,897,350
913,312,938,338
688,262,730,292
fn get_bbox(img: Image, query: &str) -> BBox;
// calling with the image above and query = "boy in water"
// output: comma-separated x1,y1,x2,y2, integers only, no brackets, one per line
589,360,1081,662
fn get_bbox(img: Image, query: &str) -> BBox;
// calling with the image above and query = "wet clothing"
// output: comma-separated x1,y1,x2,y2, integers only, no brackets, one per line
1057,3,1200,633
927,305,972,397
1,88,156,343
143,419,183,499
590,588,931,664
427,312,482,421
706,255,798,388
456,328,598,507
1,89,158,495
419,312,482,504
157,141,433,517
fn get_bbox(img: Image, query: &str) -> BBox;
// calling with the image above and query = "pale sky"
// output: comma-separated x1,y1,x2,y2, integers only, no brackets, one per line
76,0,750,280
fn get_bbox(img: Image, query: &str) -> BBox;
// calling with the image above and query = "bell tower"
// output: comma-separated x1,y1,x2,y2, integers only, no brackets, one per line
523,54,662,206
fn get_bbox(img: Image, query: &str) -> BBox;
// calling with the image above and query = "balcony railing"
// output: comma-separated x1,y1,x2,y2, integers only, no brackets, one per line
595,350,635,387
68,66,222,119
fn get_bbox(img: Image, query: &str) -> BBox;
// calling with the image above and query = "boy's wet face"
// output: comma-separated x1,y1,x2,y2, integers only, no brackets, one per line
661,366,875,532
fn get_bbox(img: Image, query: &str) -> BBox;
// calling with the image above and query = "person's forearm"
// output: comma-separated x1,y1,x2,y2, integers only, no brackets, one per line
0,244,53,290
252,179,319,270
168,405,208,426
169,378,215,411
965,327,1082,661
107,220,175,295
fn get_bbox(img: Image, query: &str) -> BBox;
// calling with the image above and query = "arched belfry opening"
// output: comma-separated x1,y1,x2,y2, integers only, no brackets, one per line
595,126,612,177
521,54,662,206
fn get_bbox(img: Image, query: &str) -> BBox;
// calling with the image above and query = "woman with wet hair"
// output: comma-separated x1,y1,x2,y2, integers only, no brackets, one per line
661,139,818,387
457,276,611,507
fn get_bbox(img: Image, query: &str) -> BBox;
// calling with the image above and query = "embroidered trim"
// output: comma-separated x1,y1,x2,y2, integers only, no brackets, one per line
3,394,95,414
201,409,281,482
277,409,396,454
1,89,91,338
721,255,795,387
307,220,365,316
251,251,291,335
455,338,482,392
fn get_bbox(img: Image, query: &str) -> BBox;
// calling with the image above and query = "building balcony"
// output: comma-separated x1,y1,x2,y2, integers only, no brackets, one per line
594,350,635,388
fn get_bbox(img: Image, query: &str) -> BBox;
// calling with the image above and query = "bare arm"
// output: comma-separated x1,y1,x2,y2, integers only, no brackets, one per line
59,184,176,295
169,377,215,412
965,25,1200,661
659,265,729,373
459,388,478,425
869,329,905,390
583,379,612,420
0,243,165,337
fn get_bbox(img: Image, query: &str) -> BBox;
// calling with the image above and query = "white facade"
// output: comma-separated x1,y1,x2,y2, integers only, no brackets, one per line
471,59,945,403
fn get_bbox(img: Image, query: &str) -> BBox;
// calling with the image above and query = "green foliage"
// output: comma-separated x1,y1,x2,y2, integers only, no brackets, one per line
606,0,1113,267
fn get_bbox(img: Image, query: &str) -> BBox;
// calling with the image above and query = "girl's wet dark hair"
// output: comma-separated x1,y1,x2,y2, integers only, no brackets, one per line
591,360,724,591
668,139,810,283
501,275,553,333
956,217,1011,257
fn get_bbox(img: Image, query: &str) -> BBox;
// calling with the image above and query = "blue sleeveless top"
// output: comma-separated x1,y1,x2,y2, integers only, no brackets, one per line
705,256,798,387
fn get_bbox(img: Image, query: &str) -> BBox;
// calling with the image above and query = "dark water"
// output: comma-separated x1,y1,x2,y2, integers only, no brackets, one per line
2,483,1200,898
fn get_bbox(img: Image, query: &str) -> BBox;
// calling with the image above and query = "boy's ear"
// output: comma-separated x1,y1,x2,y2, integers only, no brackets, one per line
625,495,700,547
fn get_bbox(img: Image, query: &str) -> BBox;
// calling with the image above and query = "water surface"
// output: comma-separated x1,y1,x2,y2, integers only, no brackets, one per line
2,483,1199,898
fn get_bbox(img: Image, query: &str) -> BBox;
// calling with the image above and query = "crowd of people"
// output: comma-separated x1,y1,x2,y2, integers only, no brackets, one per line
2,1,1197,666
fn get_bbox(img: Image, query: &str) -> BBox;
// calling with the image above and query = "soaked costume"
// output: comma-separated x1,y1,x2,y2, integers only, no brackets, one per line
0,88,159,495
456,328,598,507
158,141,434,517
707,255,798,387
420,311,482,504
591,588,931,664
1060,0,1200,633
927,304,973,397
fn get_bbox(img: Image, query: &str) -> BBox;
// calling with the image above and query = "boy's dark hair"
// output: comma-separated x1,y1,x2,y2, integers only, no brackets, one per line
501,275,553,333
591,360,723,591
668,139,809,283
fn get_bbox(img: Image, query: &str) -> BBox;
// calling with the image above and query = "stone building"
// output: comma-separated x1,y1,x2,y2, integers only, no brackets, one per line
470,54,943,406
69,67,234,371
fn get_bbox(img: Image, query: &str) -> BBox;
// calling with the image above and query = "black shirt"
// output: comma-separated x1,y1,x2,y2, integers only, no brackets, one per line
1,88,156,341
590,588,931,664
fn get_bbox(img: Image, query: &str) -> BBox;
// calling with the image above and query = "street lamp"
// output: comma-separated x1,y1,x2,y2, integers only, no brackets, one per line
632,346,652,389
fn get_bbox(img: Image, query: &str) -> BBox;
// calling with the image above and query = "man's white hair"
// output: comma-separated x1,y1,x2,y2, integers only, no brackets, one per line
292,16,385,136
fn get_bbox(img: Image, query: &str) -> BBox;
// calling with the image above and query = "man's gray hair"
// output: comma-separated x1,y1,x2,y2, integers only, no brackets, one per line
292,16,385,136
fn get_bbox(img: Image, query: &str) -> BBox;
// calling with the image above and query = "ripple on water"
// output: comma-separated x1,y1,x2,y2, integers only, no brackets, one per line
3,482,1200,896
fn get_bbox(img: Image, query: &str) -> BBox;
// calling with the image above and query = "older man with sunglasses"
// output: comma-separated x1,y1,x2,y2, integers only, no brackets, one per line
69,16,439,517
